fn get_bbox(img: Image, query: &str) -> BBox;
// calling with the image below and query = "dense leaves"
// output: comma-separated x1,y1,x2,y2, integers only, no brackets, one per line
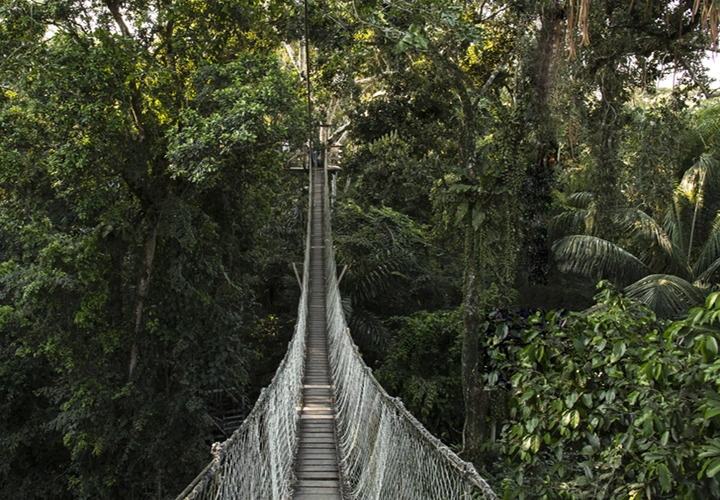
4,0,720,498
487,284,720,498
331,199,462,358
376,310,464,444
0,1,306,498
552,103,720,318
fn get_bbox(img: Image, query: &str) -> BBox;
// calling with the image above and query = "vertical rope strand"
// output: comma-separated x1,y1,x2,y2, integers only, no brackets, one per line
304,0,313,164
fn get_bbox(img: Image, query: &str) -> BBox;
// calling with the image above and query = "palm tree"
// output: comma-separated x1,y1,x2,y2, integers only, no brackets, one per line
332,202,425,353
552,105,720,318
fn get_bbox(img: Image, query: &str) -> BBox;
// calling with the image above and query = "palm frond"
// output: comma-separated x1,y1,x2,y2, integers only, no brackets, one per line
343,248,414,304
693,213,720,280
624,274,706,319
694,103,720,168
696,256,720,286
347,308,390,352
615,208,691,279
664,202,685,253
552,235,651,288
566,191,593,209
702,153,720,185
695,103,720,152
678,154,715,203
548,209,592,241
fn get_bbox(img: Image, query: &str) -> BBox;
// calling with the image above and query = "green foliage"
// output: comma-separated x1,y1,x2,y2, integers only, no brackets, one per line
332,200,460,356
341,131,443,223
489,283,720,499
167,53,303,186
620,98,692,217
376,310,464,443
0,323,72,500
551,101,720,319
0,2,306,497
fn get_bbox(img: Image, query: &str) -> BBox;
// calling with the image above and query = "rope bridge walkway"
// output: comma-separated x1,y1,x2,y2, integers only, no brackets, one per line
293,164,341,498
176,165,498,500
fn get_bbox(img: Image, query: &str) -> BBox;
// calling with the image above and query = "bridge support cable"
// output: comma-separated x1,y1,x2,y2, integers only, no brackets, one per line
175,169,316,500
321,166,499,500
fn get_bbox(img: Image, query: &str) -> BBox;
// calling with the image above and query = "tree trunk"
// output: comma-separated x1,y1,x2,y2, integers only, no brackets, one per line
591,99,624,240
461,224,488,459
128,221,159,380
524,2,563,284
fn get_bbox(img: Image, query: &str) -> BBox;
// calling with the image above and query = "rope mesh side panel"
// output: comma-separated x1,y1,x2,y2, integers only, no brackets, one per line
175,169,315,500
322,168,499,500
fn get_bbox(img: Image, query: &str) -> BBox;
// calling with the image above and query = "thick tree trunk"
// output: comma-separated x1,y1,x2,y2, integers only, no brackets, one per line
106,0,132,38
128,221,159,380
446,27,525,460
524,3,563,285
461,225,488,459
591,96,624,240
530,4,561,124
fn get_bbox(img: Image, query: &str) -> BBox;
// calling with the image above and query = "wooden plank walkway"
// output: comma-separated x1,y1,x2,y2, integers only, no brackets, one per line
292,169,343,500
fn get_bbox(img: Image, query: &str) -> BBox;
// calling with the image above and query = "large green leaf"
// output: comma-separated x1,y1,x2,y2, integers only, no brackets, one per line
549,210,592,241
552,235,651,287
616,208,691,279
694,214,720,281
566,191,593,209
624,274,706,319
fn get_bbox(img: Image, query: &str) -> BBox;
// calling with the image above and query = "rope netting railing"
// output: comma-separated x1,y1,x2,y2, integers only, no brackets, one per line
321,168,499,500
175,168,315,500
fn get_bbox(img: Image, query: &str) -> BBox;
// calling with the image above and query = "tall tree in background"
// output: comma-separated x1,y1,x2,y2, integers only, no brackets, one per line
310,0,535,458
0,1,305,497
522,0,564,285
563,0,710,238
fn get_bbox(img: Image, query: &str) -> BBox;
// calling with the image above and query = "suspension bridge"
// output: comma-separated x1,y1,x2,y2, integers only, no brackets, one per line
175,164,498,499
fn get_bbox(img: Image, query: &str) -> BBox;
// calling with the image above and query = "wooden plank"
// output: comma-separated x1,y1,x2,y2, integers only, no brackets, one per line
297,472,339,481
299,424,334,430
296,459,338,466
298,441,336,448
296,453,337,461
297,431,335,437
299,433,336,439
296,449,337,457
296,467,339,474
293,493,342,500
295,480,341,489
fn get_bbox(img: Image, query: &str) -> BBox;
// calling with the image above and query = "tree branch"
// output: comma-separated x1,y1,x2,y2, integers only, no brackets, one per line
679,58,714,99
283,42,301,72
105,0,132,38
474,50,514,107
